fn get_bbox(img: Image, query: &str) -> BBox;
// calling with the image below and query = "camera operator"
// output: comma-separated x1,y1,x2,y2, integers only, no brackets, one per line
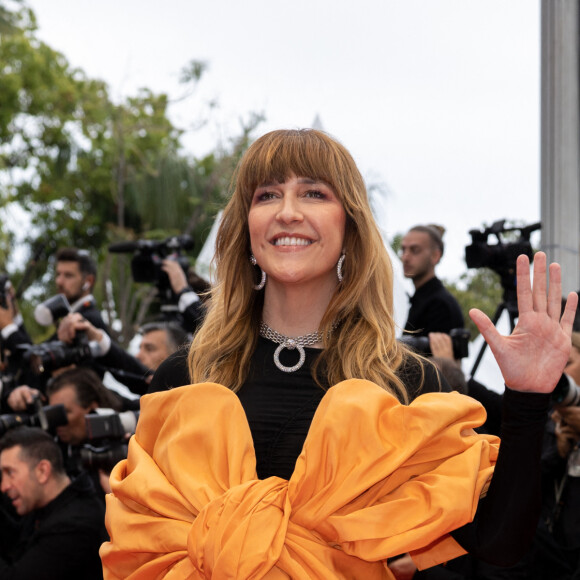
0,426,107,579
161,258,208,333
400,224,464,336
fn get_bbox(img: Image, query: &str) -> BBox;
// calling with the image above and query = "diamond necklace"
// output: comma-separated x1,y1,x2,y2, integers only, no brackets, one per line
259,321,323,373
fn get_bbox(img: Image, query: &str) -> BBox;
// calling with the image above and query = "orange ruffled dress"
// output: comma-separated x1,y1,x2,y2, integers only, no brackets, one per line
100,379,499,579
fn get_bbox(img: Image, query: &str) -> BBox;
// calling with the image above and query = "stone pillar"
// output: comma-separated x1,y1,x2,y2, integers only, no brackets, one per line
541,0,580,294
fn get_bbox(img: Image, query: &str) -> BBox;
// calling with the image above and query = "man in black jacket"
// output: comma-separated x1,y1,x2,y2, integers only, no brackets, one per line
0,427,107,579
400,224,464,336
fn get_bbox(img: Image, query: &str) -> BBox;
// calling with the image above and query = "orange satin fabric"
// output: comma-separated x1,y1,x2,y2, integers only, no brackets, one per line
100,379,499,579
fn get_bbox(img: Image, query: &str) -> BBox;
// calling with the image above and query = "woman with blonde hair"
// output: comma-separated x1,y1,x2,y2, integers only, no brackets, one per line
101,129,577,579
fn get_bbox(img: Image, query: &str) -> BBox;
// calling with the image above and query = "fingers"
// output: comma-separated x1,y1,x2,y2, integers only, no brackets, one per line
561,291,579,336
516,254,533,314
428,332,454,359
532,251,548,313
546,261,562,320
469,308,501,349
518,252,568,323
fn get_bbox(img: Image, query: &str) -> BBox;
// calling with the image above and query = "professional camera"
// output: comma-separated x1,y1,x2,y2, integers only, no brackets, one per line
0,396,67,438
552,373,580,407
0,274,11,309
34,294,73,326
109,235,194,292
85,408,139,440
465,220,541,286
21,329,93,375
80,408,140,472
80,442,129,473
399,328,471,359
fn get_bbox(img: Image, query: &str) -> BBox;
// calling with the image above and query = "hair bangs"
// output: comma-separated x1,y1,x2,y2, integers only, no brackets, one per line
237,129,350,202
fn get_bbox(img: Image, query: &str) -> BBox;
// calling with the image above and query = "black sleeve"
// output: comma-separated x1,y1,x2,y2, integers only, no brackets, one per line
148,344,191,394
466,378,503,437
94,341,151,396
449,387,550,566
80,306,111,335
180,300,206,334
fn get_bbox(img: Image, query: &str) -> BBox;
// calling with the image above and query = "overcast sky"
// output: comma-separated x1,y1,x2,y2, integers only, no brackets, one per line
26,0,541,282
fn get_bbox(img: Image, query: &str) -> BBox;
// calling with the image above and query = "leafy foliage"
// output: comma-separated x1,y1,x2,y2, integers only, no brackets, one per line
0,1,263,343
444,269,503,340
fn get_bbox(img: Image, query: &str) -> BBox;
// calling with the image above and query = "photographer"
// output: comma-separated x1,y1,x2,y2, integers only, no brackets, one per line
136,321,189,374
46,367,126,499
0,426,107,579
1,248,108,352
56,313,151,397
109,235,209,334
161,258,208,333
0,248,111,409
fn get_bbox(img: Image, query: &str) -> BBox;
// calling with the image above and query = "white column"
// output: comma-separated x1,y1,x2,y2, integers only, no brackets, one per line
541,0,580,294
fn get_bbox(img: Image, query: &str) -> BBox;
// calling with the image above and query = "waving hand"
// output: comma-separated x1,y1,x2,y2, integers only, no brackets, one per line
469,252,578,393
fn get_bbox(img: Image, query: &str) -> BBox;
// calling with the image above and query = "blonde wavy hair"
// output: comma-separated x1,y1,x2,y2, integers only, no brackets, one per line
189,128,420,403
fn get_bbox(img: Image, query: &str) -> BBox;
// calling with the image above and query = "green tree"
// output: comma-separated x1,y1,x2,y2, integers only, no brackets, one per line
0,1,263,343
444,268,503,341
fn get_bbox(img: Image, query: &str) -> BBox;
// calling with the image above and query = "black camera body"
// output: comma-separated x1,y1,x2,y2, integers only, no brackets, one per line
109,235,194,292
80,409,140,473
21,329,93,375
465,220,541,294
0,397,68,438
399,328,471,359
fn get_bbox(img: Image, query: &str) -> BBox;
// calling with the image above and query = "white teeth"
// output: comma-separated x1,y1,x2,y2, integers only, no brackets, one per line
274,237,311,246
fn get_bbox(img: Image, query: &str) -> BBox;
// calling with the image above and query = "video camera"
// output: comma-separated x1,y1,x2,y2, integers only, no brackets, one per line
399,328,471,359
0,396,67,438
465,220,541,296
109,235,194,293
80,409,140,472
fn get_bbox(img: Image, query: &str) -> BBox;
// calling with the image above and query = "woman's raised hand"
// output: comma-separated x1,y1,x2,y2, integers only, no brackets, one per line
469,252,578,393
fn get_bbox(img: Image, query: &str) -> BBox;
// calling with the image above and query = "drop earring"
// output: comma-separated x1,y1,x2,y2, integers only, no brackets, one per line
250,254,267,290
337,253,346,283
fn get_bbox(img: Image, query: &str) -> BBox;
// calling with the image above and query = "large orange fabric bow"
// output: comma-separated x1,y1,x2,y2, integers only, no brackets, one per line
100,379,499,579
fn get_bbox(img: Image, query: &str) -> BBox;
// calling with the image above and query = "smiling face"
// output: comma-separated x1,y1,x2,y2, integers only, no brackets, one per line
248,174,346,291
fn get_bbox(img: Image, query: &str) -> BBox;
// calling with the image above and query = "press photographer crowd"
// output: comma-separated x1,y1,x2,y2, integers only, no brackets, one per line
0,220,579,579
